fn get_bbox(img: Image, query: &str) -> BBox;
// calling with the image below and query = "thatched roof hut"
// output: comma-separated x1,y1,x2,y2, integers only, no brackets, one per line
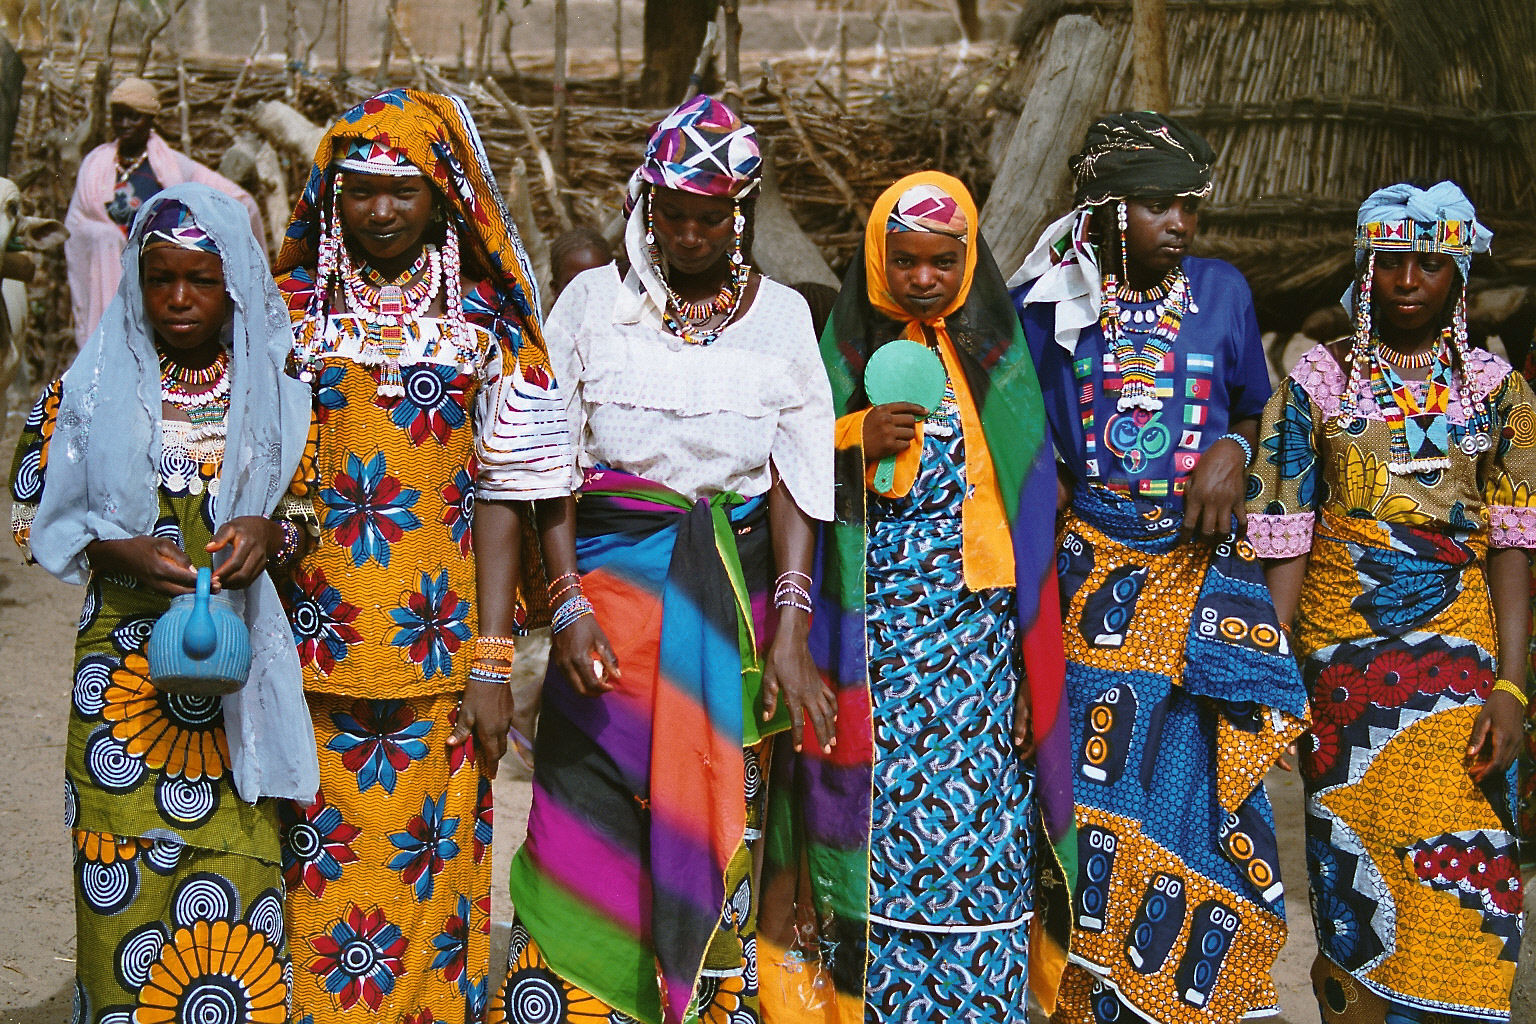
1003,0,1536,332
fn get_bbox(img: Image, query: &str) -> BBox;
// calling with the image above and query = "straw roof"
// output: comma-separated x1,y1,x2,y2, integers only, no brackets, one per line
1006,0,1536,326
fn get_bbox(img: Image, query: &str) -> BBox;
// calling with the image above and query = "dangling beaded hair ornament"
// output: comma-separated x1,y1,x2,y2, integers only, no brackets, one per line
1097,200,1197,411
1336,248,1494,475
647,189,749,347
293,169,479,396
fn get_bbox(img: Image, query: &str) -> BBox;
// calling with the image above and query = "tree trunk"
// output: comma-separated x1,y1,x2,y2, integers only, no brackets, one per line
751,139,839,290
640,0,718,107
0,35,24,176
979,14,1116,277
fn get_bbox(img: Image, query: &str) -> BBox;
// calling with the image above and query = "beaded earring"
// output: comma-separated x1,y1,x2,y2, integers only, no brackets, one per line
729,201,747,286
441,214,476,369
1116,201,1130,288
645,191,656,248
1337,252,1376,427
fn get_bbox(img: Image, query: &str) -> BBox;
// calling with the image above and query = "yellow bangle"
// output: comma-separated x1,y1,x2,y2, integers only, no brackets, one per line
1492,678,1528,708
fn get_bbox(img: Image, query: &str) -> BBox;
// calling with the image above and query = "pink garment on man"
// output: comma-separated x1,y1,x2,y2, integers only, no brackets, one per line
63,132,265,346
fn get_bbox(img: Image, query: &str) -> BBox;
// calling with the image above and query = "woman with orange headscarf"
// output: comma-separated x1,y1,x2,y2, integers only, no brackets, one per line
758,172,1072,1023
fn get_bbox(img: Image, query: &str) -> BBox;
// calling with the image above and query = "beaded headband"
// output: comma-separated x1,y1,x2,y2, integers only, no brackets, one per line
1354,218,1480,259
334,137,420,177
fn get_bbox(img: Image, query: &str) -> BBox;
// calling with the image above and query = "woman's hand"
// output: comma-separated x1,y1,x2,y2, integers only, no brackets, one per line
1182,438,1248,540
762,622,837,753
85,536,198,595
448,678,515,780
552,614,621,697
207,516,282,591
1465,690,1525,782
862,402,926,462
1011,683,1035,759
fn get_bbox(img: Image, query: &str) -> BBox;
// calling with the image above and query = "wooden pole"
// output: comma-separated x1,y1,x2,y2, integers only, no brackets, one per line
553,0,568,180
837,13,848,110
484,76,573,233
379,0,398,85
476,0,493,79
980,14,1118,275
334,0,348,80
613,0,625,107
721,0,740,88
284,0,298,99
1131,0,1170,111
103,0,122,71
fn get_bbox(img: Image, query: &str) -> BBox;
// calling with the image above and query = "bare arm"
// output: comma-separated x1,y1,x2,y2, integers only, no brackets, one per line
761,478,837,753
1263,553,1310,630
536,495,618,696
1467,546,1531,779
449,498,520,778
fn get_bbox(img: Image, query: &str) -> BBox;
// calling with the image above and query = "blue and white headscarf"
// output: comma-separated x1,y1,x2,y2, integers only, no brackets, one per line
1343,181,1492,316
31,184,318,802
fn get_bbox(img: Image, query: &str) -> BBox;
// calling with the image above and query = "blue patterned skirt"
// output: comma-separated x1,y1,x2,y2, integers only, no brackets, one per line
863,407,1035,1022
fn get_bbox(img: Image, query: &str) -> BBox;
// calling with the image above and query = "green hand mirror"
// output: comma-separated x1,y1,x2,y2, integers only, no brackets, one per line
863,339,947,492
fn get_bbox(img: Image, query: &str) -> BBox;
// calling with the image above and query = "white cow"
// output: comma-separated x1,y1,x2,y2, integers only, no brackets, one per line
0,175,67,429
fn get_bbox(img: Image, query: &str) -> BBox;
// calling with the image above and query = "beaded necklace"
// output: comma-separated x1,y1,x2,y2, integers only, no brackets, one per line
1365,329,1494,474
1376,339,1440,371
646,192,749,346
160,349,231,443
115,148,149,184
1097,266,1193,412
295,174,482,395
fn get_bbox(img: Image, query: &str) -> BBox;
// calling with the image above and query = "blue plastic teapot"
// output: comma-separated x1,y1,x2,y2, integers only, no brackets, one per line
147,567,252,696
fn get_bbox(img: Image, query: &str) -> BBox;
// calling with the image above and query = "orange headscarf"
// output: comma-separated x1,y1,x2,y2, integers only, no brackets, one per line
837,171,1013,589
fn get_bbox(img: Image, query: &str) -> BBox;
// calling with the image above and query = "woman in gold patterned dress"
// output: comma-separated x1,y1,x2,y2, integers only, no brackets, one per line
1249,181,1535,1023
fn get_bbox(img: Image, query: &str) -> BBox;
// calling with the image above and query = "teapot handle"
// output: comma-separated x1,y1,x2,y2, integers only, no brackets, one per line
183,567,217,660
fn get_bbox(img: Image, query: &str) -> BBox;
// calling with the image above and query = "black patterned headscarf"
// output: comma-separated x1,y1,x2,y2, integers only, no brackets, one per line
1069,112,1216,207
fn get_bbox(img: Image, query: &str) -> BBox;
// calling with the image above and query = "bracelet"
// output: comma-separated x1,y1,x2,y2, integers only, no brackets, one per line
474,635,517,664
546,572,581,598
468,660,513,686
773,580,812,603
776,570,812,587
1218,432,1254,468
775,595,814,614
551,594,595,634
547,582,582,605
1493,678,1529,708
267,519,301,567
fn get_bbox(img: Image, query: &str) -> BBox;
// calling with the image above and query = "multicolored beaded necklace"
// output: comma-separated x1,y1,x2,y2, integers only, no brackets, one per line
1366,330,1494,474
159,349,230,443
339,244,442,397
647,192,748,346
1097,266,1193,412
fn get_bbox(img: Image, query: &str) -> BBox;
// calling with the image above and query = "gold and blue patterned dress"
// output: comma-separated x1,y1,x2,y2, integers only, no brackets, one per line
863,387,1035,1022
10,382,292,1024
1249,342,1536,1023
